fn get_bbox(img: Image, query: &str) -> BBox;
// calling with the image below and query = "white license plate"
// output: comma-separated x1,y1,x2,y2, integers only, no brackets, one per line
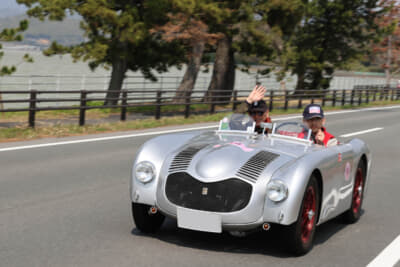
177,208,222,233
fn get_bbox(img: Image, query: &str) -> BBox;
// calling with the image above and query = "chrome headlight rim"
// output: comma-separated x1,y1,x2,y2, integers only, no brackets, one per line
134,161,156,184
267,179,288,202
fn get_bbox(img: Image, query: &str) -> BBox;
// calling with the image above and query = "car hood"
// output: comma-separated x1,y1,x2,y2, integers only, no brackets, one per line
167,132,306,183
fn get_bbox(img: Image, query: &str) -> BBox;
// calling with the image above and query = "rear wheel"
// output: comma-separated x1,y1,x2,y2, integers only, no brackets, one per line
132,203,165,233
286,175,320,255
343,160,366,223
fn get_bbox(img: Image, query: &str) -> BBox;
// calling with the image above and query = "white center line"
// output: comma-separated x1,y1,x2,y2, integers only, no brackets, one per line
339,127,383,138
367,235,400,267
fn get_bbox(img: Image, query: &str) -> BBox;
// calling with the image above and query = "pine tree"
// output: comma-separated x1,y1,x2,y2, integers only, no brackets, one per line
17,0,185,105
0,20,32,76
284,0,382,91
372,0,400,85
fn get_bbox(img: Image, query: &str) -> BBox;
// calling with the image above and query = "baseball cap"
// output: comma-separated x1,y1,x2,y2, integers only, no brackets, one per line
248,100,268,112
303,104,324,120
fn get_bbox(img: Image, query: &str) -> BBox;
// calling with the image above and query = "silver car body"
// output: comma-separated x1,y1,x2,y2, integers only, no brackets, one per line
130,117,371,233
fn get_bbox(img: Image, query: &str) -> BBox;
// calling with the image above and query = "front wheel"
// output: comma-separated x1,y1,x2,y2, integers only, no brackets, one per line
343,160,366,223
132,203,165,233
285,175,320,255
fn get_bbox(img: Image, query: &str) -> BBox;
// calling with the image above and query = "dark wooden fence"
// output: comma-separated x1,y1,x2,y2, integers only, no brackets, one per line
1,85,399,128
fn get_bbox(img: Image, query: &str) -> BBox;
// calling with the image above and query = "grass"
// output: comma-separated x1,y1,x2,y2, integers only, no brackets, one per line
1,99,400,143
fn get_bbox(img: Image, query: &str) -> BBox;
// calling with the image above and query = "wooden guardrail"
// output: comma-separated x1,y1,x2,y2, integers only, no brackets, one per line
0,86,399,128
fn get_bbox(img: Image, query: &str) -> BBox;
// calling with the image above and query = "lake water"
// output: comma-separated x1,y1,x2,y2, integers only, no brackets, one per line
0,49,389,109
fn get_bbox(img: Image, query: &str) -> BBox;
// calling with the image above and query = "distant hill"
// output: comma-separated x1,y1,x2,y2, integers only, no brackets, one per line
0,14,84,46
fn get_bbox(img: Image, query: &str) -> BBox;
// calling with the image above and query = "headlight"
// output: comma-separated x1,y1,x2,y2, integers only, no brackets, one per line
135,161,155,184
267,180,288,202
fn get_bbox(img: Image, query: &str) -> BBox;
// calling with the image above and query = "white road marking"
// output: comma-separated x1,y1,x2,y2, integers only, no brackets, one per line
367,235,400,267
0,105,398,152
339,128,383,138
0,125,217,152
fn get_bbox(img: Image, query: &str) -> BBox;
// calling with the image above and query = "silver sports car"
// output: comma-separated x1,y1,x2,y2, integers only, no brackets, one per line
130,114,371,255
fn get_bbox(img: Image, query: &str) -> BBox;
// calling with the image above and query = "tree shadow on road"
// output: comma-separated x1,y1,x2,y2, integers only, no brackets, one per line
131,210,364,258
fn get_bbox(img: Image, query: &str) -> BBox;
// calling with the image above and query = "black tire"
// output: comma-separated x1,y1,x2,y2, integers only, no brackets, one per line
343,160,366,224
285,175,320,256
132,203,165,233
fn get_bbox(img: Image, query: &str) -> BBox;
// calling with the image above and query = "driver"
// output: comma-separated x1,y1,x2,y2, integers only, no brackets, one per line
300,104,337,146
237,84,272,134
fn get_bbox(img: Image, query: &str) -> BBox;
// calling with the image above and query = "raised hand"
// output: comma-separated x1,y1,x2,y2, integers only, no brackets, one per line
315,129,325,145
246,84,267,104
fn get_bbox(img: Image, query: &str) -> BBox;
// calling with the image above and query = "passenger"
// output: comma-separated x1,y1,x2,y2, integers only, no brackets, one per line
237,84,272,134
300,104,337,146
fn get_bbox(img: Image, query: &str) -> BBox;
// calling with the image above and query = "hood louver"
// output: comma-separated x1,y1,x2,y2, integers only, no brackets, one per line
236,151,279,183
169,144,208,173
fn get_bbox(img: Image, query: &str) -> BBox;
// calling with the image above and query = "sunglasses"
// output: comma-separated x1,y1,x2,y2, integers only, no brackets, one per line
249,111,265,116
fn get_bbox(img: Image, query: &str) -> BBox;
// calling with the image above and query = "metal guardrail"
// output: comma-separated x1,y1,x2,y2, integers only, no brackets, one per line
0,86,399,128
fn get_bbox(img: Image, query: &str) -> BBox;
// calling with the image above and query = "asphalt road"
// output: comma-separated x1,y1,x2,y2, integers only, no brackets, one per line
1,106,400,267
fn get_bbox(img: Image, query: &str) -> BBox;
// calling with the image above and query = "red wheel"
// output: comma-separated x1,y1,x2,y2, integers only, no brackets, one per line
286,175,320,255
343,160,366,223
300,185,317,244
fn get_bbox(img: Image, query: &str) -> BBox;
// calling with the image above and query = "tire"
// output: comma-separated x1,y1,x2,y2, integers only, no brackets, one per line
343,160,366,224
132,203,165,233
285,175,320,256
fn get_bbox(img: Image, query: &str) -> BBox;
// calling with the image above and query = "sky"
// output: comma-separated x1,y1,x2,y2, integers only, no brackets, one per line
0,0,26,9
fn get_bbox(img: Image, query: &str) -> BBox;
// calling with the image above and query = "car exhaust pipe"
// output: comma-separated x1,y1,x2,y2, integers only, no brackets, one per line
262,223,271,231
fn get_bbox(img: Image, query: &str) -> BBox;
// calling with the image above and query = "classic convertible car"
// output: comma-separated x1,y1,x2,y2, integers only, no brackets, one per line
130,114,371,255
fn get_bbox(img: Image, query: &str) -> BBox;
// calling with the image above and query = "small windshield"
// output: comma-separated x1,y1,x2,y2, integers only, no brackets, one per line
218,114,255,133
271,122,311,141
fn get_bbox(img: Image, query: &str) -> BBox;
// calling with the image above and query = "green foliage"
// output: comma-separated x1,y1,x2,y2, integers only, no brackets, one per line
17,0,185,80
0,19,31,76
283,0,383,90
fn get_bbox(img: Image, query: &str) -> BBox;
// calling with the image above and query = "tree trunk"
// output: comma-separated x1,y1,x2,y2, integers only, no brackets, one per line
204,35,235,104
173,40,205,103
295,71,305,95
386,35,392,86
104,56,128,106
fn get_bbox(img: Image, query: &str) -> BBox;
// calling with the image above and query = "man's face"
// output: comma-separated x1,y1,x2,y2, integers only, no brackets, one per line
303,117,325,133
249,110,268,126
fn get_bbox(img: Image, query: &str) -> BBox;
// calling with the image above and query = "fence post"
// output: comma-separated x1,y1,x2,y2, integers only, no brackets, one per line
391,88,395,101
79,90,87,126
342,90,346,106
269,90,274,111
155,90,162,120
184,93,190,118
322,91,326,106
120,90,128,121
284,91,288,110
298,95,302,109
350,89,355,105
232,90,238,111
210,101,216,114
358,90,362,105
332,90,336,107
366,89,369,104
28,90,37,128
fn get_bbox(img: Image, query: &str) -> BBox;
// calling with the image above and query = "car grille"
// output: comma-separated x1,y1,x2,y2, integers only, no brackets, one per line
236,151,279,183
169,144,208,173
165,172,252,212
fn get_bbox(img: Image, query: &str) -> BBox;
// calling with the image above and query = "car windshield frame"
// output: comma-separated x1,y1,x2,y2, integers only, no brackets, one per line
217,114,256,134
270,122,313,144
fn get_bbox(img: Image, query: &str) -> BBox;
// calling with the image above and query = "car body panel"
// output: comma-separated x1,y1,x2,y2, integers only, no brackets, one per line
131,123,371,231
